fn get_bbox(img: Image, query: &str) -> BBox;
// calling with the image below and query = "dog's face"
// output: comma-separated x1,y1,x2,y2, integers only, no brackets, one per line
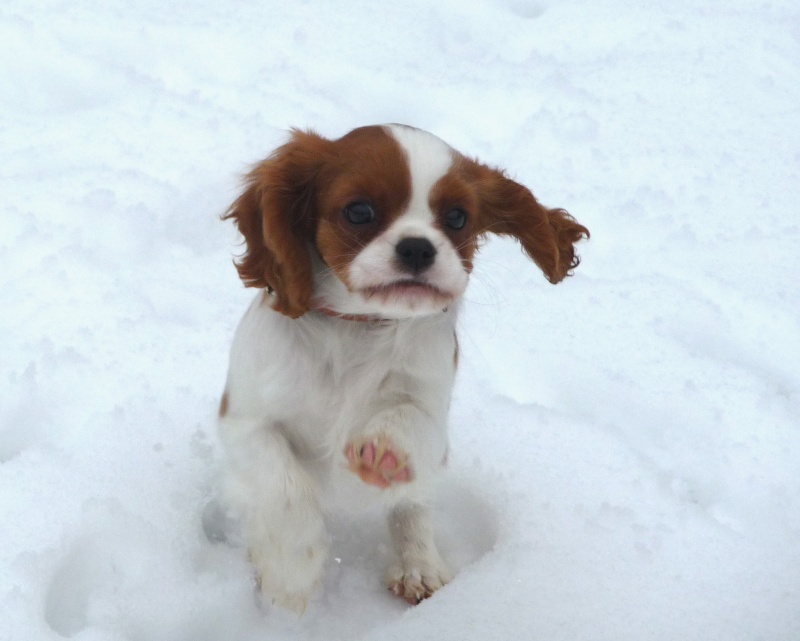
313,125,478,316
224,124,589,318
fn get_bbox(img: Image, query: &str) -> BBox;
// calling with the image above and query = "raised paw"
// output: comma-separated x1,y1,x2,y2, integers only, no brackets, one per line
344,434,412,489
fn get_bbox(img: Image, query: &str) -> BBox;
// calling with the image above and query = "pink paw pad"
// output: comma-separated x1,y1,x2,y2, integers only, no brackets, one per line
345,436,412,488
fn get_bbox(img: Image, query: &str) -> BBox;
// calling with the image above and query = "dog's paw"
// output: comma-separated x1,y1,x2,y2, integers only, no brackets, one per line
250,540,327,614
344,434,412,489
385,557,451,605
248,519,328,615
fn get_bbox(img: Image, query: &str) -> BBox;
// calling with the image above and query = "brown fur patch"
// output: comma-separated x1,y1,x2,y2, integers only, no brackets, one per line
222,129,331,317
218,391,229,417
428,171,481,272
454,154,589,283
314,126,412,288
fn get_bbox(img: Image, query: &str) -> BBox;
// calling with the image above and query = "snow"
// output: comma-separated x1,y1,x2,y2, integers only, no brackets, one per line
2,0,799,639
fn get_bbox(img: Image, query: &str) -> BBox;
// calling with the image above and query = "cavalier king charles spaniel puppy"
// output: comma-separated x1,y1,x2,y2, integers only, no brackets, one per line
217,124,588,612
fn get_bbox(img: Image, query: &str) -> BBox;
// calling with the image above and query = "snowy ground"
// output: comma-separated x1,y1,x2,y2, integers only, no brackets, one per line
2,1,799,639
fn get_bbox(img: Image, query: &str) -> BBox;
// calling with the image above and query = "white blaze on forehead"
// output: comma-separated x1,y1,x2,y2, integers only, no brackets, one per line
384,125,454,226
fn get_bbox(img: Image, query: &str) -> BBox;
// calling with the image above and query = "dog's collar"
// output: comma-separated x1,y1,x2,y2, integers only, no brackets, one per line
264,286,447,323
310,299,449,324
312,304,393,324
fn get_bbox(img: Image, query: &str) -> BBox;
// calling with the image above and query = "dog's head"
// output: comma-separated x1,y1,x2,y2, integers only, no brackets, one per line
224,124,589,319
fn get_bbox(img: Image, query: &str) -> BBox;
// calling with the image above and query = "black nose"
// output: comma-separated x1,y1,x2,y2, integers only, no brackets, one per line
395,237,437,272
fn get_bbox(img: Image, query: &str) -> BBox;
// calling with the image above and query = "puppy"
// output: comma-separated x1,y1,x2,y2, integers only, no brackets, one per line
217,124,588,611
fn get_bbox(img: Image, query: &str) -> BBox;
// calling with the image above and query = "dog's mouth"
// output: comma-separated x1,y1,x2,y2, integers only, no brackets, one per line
359,280,454,306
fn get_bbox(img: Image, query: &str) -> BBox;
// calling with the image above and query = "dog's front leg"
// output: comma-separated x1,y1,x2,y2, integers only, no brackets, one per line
221,420,328,613
344,401,447,490
386,501,452,603
343,399,451,602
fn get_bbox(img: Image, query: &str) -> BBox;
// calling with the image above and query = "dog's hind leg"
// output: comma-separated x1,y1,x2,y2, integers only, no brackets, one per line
220,419,328,613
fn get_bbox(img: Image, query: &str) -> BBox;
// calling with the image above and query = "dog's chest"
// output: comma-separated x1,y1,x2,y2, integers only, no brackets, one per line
282,322,418,447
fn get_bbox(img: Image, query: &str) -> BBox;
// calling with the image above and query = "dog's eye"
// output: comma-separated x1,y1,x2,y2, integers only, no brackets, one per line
343,201,376,225
444,207,467,230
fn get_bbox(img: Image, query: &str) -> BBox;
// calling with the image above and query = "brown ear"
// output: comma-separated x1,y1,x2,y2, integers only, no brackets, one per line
223,129,331,318
471,163,589,283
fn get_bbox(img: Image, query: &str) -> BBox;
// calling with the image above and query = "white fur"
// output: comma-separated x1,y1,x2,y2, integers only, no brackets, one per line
384,124,454,227
218,126,468,611
219,292,457,610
